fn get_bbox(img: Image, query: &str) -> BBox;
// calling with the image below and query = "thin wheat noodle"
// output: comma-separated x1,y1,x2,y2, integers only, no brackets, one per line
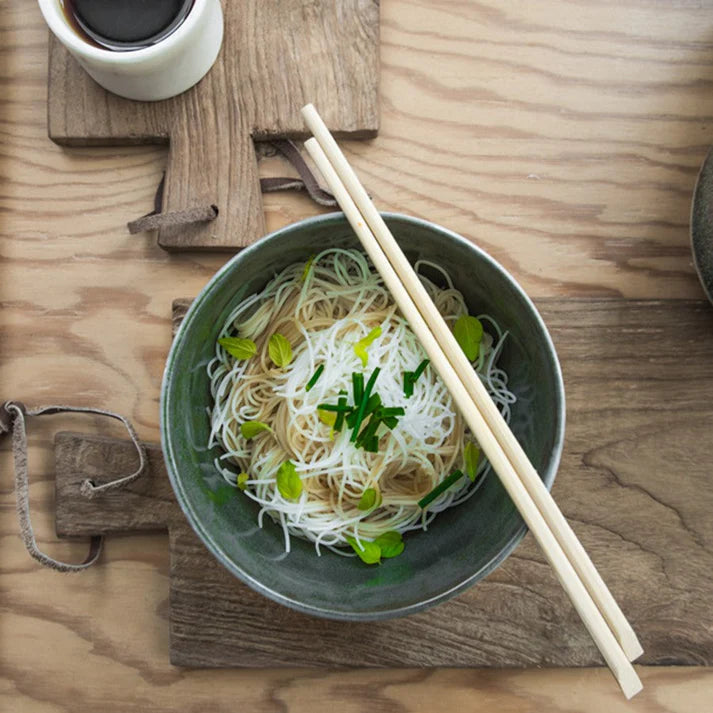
208,249,515,555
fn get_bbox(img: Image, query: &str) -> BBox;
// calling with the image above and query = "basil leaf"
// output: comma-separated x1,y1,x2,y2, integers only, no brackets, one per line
237,473,249,491
345,535,381,565
219,336,257,361
453,315,483,361
374,530,404,558
240,420,273,440
276,460,302,500
353,326,382,367
207,483,238,505
357,487,382,511
464,441,481,481
268,333,293,368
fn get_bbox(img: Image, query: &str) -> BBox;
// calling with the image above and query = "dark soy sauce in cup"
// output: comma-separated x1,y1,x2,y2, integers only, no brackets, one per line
62,0,194,51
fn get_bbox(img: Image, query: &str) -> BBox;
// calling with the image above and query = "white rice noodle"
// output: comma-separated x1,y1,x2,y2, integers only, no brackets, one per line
207,248,515,555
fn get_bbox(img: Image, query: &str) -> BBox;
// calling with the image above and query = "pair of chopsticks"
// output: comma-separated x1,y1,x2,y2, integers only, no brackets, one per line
301,104,643,699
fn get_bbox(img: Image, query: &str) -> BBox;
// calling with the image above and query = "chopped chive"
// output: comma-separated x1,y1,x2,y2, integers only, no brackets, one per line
377,406,405,417
381,416,399,429
418,470,465,509
352,372,364,404
403,372,415,397
346,410,358,429
317,403,352,413
364,436,379,453
306,364,325,391
413,359,430,381
402,359,430,399
356,413,381,446
363,393,382,418
350,367,380,442
334,396,348,432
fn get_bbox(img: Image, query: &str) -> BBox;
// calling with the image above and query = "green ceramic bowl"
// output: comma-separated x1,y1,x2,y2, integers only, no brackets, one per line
161,213,565,620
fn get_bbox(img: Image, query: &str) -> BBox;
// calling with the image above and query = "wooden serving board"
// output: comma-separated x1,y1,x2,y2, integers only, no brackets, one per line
53,298,713,668
47,1,379,251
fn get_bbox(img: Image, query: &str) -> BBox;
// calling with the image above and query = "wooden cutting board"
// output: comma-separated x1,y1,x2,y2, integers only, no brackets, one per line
47,1,379,251
53,298,713,668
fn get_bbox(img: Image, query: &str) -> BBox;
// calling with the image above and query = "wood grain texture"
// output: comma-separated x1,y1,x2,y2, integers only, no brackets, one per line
51,299,713,669
5,0,713,710
48,0,380,250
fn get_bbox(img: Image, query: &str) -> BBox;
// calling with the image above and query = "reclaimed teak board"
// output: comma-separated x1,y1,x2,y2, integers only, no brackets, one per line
55,298,713,668
47,1,379,251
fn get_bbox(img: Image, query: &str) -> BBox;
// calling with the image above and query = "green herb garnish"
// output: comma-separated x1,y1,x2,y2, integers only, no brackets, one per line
363,393,382,418
240,420,273,439
237,473,249,491
218,336,257,360
333,395,348,432
350,367,381,442
317,367,405,453
403,359,430,397
356,412,381,448
306,364,325,391
464,441,481,481
353,326,382,367
453,315,483,361
373,530,404,558
345,530,403,564
318,410,337,427
378,406,405,417
276,460,302,500
317,403,352,413
318,409,337,440
418,470,465,509
357,487,382,511
413,358,429,380
345,535,381,565
403,372,415,398
352,372,364,405
268,332,293,368
301,255,316,282
376,406,405,431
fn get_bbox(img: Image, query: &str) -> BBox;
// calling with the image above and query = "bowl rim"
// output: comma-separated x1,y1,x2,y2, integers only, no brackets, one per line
690,144,713,305
160,211,566,621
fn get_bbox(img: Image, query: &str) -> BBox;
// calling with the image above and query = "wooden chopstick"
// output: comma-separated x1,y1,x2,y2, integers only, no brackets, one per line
301,103,643,663
302,112,642,700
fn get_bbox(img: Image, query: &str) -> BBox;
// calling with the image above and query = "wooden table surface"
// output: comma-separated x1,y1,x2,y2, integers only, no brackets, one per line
2,1,713,710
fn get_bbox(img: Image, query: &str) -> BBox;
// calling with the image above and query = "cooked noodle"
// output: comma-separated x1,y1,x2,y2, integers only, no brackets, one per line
207,248,515,555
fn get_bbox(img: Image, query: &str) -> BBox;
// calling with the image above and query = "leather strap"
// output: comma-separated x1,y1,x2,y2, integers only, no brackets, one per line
127,140,336,234
0,401,146,571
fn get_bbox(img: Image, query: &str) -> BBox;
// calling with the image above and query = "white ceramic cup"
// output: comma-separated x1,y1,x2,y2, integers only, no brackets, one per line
37,0,224,101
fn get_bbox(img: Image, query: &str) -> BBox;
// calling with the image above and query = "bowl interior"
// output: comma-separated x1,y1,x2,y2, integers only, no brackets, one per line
161,213,564,620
